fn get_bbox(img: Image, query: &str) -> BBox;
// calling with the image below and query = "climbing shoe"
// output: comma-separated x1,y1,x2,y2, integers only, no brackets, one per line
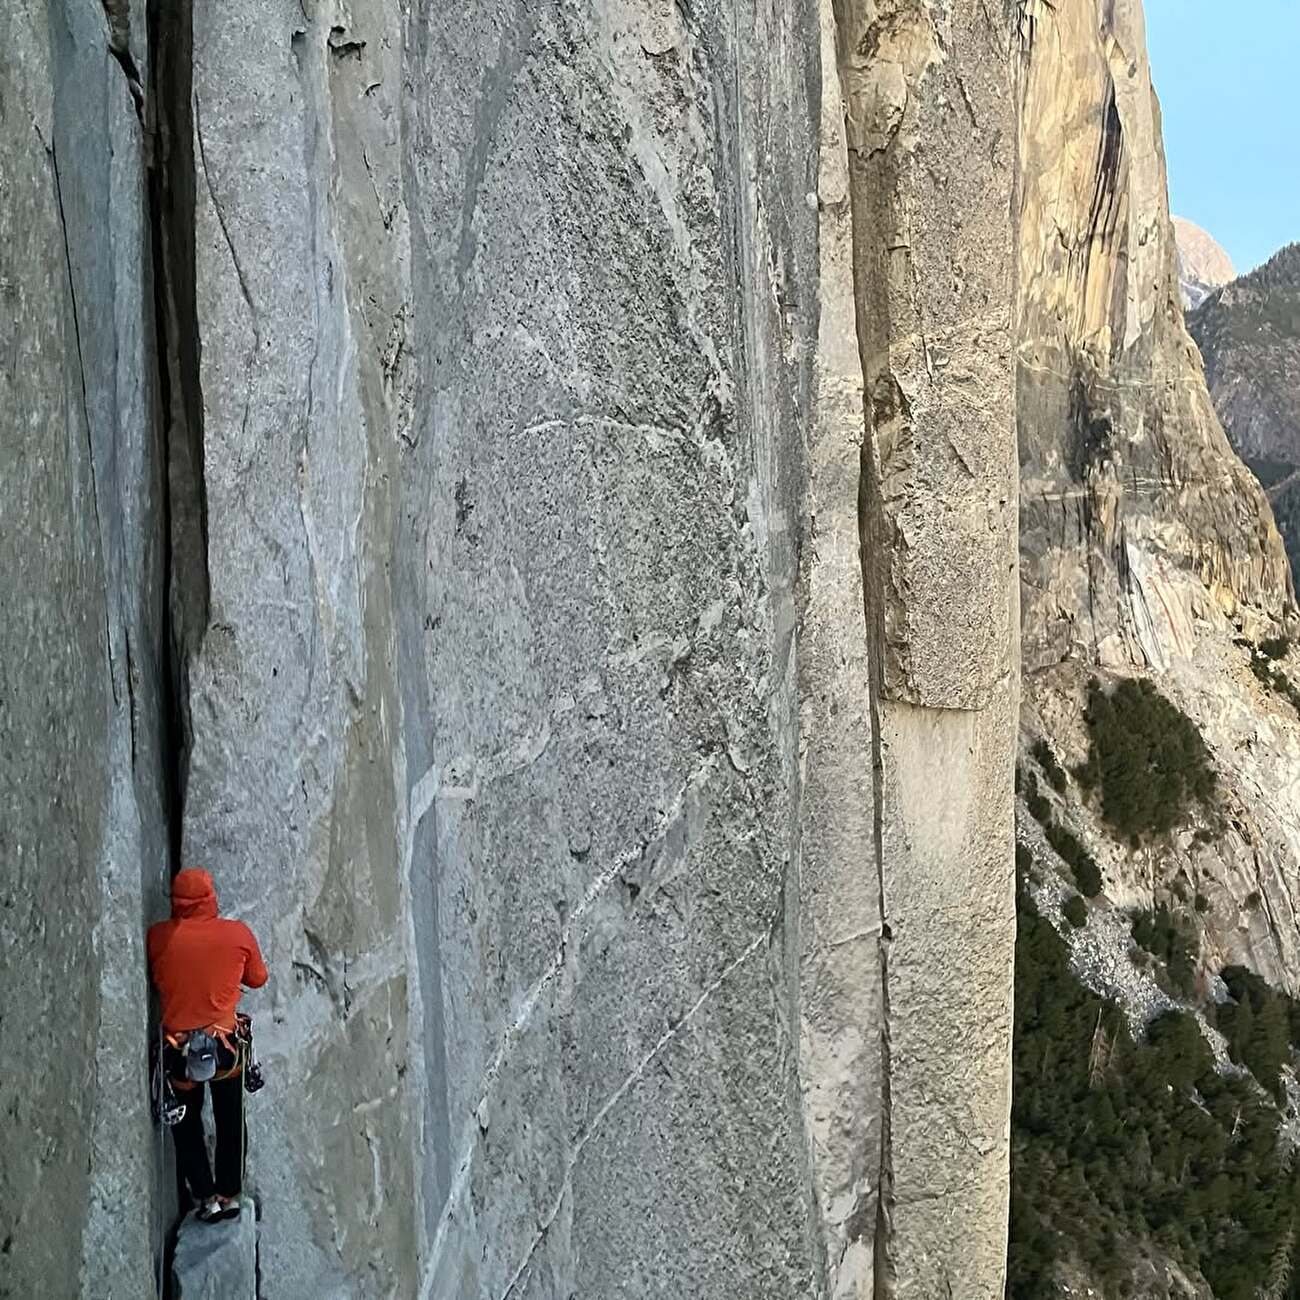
196,1197,224,1224
197,1195,240,1223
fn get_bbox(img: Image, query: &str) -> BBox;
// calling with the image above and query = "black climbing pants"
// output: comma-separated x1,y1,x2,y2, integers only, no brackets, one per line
172,1070,244,1202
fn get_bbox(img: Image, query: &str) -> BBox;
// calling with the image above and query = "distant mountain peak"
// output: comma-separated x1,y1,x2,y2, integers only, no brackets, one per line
1173,216,1236,310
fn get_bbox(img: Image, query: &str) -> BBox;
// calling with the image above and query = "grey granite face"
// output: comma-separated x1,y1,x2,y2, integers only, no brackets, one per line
0,1,167,1295
174,0,832,1291
0,0,1066,1295
399,3,827,1294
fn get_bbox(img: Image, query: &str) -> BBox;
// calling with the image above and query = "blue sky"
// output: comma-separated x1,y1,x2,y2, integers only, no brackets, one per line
1145,0,1299,274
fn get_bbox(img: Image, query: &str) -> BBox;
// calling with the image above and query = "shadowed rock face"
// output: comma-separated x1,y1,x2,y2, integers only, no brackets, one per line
9,0,844,1294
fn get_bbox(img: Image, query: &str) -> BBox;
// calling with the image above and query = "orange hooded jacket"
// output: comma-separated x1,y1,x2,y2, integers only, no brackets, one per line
147,869,268,1033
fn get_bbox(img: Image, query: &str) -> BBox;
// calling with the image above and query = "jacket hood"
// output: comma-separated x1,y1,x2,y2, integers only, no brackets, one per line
171,868,219,921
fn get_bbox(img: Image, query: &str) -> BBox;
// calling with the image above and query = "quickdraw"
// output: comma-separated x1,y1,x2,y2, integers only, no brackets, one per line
150,1027,187,1128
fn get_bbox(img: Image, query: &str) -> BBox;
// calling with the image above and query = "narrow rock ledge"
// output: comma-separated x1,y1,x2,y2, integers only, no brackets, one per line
171,1199,257,1299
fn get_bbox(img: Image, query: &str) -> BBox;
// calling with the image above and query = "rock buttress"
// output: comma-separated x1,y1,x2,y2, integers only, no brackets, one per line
828,0,1020,1295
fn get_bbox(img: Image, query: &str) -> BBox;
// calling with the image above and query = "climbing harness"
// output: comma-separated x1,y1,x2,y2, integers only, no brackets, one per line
160,1013,268,1089
161,1020,246,1089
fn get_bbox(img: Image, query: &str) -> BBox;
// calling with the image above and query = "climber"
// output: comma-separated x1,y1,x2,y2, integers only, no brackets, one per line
147,868,268,1223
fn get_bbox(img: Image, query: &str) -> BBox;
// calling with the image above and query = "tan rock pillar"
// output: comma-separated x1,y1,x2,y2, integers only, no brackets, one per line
828,1,1020,1293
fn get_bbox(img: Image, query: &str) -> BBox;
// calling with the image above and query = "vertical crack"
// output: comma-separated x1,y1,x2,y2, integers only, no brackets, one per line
146,0,208,870
861,431,897,1300
834,0,905,1285
253,1200,264,1300
101,0,145,120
